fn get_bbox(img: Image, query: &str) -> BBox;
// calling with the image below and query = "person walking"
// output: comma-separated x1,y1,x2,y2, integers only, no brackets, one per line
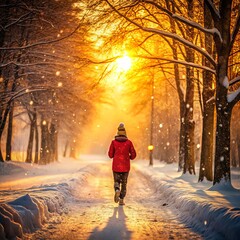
108,123,136,205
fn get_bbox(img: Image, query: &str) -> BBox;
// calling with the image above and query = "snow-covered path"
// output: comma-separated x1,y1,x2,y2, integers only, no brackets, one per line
28,163,202,240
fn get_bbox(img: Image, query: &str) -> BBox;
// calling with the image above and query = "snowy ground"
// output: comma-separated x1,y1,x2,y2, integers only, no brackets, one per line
0,156,240,240
134,161,240,240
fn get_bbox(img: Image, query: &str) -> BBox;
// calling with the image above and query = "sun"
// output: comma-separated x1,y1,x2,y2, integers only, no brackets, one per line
116,55,132,71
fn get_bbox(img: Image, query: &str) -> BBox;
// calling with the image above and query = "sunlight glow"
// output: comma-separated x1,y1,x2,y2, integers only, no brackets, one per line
116,55,132,71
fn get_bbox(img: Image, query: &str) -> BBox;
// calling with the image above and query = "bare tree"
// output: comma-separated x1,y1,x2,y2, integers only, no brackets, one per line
100,0,239,185
0,0,101,164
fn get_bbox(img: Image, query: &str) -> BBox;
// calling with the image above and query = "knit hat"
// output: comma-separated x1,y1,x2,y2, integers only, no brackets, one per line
117,122,127,136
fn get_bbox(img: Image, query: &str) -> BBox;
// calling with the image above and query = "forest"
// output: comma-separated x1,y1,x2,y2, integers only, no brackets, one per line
0,0,239,187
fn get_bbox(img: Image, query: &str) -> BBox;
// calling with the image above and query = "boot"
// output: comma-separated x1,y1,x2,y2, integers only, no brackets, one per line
119,198,125,205
114,189,120,203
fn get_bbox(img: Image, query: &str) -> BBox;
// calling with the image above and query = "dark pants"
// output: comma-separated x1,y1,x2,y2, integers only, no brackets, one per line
113,171,129,199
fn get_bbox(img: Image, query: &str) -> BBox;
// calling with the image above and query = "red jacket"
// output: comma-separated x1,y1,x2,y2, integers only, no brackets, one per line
108,136,136,172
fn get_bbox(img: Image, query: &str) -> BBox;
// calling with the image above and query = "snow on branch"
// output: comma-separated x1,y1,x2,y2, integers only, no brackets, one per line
0,88,48,107
135,55,216,74
172,15,222,43
0,22,82,51
142,0,222,42
229,76,240,86
105,0,217,68
227,87,240,103
138,26,216,67
222,76,229,89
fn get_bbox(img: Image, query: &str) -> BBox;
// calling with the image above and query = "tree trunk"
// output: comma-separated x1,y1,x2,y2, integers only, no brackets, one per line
183,68,195,173
199,1,215,182
183,63,195,175
238,139,240,168
55,130,58,162
40,119,49,164
182,0,196,175
70,140,76,159
6,67,18,161
231,139,237,167
199,99,215,181
172,46,186,170
5,102,14,161
234,132,240,167
214,96,232,184
213,64,232,184
26,116,35,163
0,103,11,162
212,0,234,185
166,0,185,171
34,111,39,164
63,140,69,157
178,103,186,171
49,121,58,162
0,135,3,162
183,104,196,174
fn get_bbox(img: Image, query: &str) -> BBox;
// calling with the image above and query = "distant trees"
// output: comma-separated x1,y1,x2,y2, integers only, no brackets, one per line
89,0,239,185
0,0,98,163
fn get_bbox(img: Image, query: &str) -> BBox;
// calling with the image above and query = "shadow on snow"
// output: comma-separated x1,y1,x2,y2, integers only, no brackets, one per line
88,206,132,240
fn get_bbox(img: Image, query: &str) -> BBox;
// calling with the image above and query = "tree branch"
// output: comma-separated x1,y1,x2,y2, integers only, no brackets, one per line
0,22,82,51
229,76,240,86
0,87,49,107
4,12,33,30
227,87,240,107
0,61,61,69
134,55,216,74
105,0,216,68
229,7,240,54
142,0,222,42
204,0,221,22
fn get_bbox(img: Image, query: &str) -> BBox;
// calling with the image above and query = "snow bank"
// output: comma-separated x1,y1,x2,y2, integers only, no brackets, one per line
134,162,240,240
0,161,28,176
0,163,99,239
